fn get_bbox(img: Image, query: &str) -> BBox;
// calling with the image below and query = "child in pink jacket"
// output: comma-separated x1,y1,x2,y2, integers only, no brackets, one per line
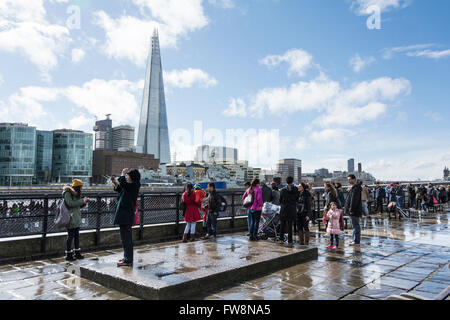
324,202,345,249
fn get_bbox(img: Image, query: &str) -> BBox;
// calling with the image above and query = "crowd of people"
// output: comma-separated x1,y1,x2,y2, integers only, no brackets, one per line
3,169,449,267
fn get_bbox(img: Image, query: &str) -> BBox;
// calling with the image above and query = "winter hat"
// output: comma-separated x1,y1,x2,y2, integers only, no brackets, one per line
72,179,84,188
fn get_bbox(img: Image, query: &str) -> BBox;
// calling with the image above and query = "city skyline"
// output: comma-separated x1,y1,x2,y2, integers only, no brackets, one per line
0,1,449,180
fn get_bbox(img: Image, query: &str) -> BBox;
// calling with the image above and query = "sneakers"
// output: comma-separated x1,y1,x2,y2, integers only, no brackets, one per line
117,260,133,267
327,244,334,249
203,234,211,240
333,246,339,250
349,242,360,246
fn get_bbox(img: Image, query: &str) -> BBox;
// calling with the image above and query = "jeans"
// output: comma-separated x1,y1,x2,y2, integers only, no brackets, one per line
330,234,339,247
66,228,80,252
350,216,361,244
297,215,310,232
280,220,293,243
184,222,196,234
207,212,218,237
120,225,133,263
247,210,252,233
249,210,261,239
362,201,369,216
421,203,428,212
396,196,404,209
375,198,384,213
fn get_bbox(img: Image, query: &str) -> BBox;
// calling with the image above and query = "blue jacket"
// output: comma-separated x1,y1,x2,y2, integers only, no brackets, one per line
113,176,141,226
375,186,386,199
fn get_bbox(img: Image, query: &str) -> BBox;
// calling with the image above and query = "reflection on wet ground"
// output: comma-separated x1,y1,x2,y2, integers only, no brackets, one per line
202,212,450,300
0,212,448,300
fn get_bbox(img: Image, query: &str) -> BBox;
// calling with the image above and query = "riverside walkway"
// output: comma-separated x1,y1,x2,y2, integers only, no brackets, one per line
0,211,448,300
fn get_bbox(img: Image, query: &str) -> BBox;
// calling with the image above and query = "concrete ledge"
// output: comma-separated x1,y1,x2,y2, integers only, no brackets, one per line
0,217,248,264
79,235,318,300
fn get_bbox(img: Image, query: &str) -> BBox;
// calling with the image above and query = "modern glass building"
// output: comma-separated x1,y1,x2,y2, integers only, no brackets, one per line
137,30,171,165
0,123,36,186
52,130,93,184
35,130,53,185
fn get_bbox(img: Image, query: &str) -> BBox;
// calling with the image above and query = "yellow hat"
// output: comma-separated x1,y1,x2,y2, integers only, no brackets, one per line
72,179,84,188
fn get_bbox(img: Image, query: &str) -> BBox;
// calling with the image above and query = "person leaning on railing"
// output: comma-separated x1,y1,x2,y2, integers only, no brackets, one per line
111,168,141,267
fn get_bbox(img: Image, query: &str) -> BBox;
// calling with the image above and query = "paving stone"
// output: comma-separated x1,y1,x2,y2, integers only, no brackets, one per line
375,276,419,290
341,294,375,300
354,284,405,300
414,281,449,295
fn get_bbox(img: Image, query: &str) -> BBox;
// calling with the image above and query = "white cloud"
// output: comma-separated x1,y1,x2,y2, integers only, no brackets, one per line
259,49,314,77
69,114,95,130
94,0,209,66
0,0,71,74
0,79,143,129
223,98,247,117
381,44,450,60
425,112,443,122
163,68,218,88
310,129,356,143
208,0,235,9
349,54,375,73
71,48,86,64
351,0,412,15
407,49,450,59
224,75,411,130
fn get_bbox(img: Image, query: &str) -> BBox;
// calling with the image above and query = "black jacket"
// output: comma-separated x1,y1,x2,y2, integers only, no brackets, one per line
297,190,312,218
114,176,141,226
280,185,300,221
207,190,222,214
345,184,362,217
261,184,273,203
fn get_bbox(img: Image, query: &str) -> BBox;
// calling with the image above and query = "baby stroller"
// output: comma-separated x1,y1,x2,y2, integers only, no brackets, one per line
387,201,409,219
258,203,281,240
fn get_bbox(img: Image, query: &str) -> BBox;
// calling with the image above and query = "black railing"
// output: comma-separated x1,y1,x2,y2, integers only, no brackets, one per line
0,186,446,246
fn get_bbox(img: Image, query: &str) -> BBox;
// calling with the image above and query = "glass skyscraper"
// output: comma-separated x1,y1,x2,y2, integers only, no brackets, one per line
137,30,171,165
0,123,36,186
35,130,53,184
52,130,93,184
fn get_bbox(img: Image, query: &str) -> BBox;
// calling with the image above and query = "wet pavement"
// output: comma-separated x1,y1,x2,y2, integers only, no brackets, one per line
0,211,448,300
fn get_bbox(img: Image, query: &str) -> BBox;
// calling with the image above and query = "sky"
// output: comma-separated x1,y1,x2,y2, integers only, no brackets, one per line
0,0,449,181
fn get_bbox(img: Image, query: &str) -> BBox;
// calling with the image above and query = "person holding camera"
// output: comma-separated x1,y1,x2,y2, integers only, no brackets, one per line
111,168,141,267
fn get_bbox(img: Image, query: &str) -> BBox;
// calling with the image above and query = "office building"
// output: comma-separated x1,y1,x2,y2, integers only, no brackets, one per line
0,123,36,186
35,130,53,184
348,158,355,173
93,115,113,150
137,30,171,164
276,159,302,184
113,126,135,151
52,130,93,184
195,145,239,164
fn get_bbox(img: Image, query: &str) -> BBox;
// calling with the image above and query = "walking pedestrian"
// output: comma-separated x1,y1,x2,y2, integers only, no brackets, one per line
297,183,312,245
361,183,370,217
279,177,299,247
63,179,90,261
345,174,362,246
112,168,141,267
242,179,263,241
182,183,201,243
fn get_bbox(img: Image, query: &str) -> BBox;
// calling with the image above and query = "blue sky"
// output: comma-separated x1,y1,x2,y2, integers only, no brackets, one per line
0,0,449,180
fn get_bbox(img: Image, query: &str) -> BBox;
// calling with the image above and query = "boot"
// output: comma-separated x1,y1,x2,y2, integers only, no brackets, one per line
190,234,196,242
182,233,188,243
74,249,84,260
65,250,75,262
298,231,305,245
305,231,310,246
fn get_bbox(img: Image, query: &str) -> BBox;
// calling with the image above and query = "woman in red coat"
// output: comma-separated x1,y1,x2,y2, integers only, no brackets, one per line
182,183,201,242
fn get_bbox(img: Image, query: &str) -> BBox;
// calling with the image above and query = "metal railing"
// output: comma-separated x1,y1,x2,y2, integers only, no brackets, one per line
0,185,447,252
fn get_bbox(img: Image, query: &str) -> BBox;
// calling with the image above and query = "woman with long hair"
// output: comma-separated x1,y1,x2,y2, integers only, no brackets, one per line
297,183,312,245
63,179,90,261
242,178,263,241
182,183,201,242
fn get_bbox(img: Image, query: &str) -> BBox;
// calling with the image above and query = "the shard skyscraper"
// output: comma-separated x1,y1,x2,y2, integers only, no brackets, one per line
137,30,171,165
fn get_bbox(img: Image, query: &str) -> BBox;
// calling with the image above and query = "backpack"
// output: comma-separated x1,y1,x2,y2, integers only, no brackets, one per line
219,195,228,212
54,199,72,229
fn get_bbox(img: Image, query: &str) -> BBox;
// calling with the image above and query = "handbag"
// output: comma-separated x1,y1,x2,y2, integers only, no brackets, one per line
133,199,140,226
243,193,254,208
54,199,72,229
433,197,438,205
